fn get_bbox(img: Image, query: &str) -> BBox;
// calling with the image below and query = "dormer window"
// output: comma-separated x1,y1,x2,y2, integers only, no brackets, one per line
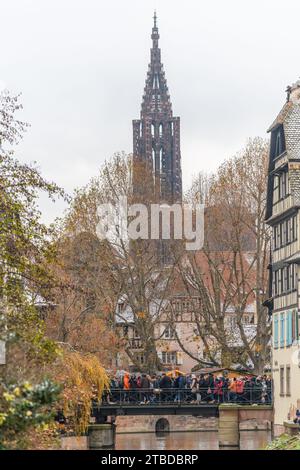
279,171,289,200
273,170,289,203
275,132,282,157
273,125,286,159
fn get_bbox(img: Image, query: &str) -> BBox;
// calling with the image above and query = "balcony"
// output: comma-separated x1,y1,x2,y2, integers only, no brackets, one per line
128,338,143,350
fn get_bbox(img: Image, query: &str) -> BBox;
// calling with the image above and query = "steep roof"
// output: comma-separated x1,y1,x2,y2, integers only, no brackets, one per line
267,101,293,133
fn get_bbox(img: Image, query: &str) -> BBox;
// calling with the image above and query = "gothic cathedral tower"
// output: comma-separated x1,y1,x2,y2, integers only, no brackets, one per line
132,12,182,204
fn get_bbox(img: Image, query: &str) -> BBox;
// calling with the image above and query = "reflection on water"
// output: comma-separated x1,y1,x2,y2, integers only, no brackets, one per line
116,431,218,450
116,431,271,450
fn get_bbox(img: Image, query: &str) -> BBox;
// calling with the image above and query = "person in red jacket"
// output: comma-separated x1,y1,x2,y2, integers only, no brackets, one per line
214,378,223,403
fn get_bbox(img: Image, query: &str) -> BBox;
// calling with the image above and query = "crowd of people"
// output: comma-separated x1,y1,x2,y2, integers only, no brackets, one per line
105,371,272,405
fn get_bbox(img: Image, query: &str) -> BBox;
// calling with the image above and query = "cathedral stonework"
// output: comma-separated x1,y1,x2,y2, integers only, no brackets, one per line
132,12,182,204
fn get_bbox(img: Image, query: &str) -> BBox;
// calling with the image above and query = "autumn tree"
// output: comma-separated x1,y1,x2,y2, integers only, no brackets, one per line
63,153,179,374
176,138,271,373
0,90,113,449
0,90,66,376
43,231,119,367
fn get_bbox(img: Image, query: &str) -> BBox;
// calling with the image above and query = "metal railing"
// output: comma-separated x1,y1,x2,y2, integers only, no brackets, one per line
101,387,272,406
128,338,143,349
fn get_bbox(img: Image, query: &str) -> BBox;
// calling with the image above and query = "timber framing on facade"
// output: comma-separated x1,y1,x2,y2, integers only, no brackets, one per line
266,80,300,432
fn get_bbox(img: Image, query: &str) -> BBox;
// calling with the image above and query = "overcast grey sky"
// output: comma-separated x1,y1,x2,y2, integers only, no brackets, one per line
1,0,300,222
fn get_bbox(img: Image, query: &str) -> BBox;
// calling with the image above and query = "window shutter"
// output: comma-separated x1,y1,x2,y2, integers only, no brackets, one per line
285,313,289,346
280,313,285,348
292,310,296,342
272,227,276,250
176,351,183,365
157,350,163,359
289,311,293,346
274,315,279,349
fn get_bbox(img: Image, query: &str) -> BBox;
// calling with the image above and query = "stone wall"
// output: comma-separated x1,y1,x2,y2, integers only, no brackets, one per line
61,436,88,450
274,424,285,437
238,407,273,431
116,415,218,433
283,421,300,436
218,405,273,448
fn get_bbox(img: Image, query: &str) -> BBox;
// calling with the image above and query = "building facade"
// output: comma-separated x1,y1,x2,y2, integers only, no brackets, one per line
132,12,182,203
116,295,257,374
266,81,300,433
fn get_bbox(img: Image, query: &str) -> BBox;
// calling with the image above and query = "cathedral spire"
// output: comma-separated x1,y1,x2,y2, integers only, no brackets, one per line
132,14,182,203
153,10,157,28
151,10,160,52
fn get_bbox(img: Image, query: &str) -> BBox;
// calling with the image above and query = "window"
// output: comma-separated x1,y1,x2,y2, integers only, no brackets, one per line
117,302,124,314
170,122,174,136
292,215,297,241
273,175,279,203
282,221,287,246
159,123,163,137
280,366,285,396
290,264,296,291
273,265,296,296
228,315,237,328
292,309,299,341
285,219,290,244
275,132,282,157
274,171,289,202
273,216,297,251
283,267,288,292
279,172,288,199
163,325,176,339
161,351,177,365
286,366,291,396
172,300,183,321
274,314,279,349
152,148,156,173
273,271,277,296
176,351,183,365
273,126,286,159
280,268,283,294
182,300,190,312
132,327,140,339
172,300,182,313
136,353,145,365
278,269,282,295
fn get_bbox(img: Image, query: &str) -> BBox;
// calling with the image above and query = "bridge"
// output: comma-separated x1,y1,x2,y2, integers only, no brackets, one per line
88,389,273,449
92,387,272,420
94,402,219,418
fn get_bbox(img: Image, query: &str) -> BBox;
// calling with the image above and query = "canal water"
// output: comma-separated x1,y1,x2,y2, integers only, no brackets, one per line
115,430,271,450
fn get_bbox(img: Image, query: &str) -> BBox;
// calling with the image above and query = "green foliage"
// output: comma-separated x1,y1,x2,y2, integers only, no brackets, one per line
266,433,300,450
0,90,66,360
0,379,61,448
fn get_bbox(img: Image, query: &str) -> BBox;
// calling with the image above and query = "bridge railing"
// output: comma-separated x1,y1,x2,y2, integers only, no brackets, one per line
101,387,272,406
